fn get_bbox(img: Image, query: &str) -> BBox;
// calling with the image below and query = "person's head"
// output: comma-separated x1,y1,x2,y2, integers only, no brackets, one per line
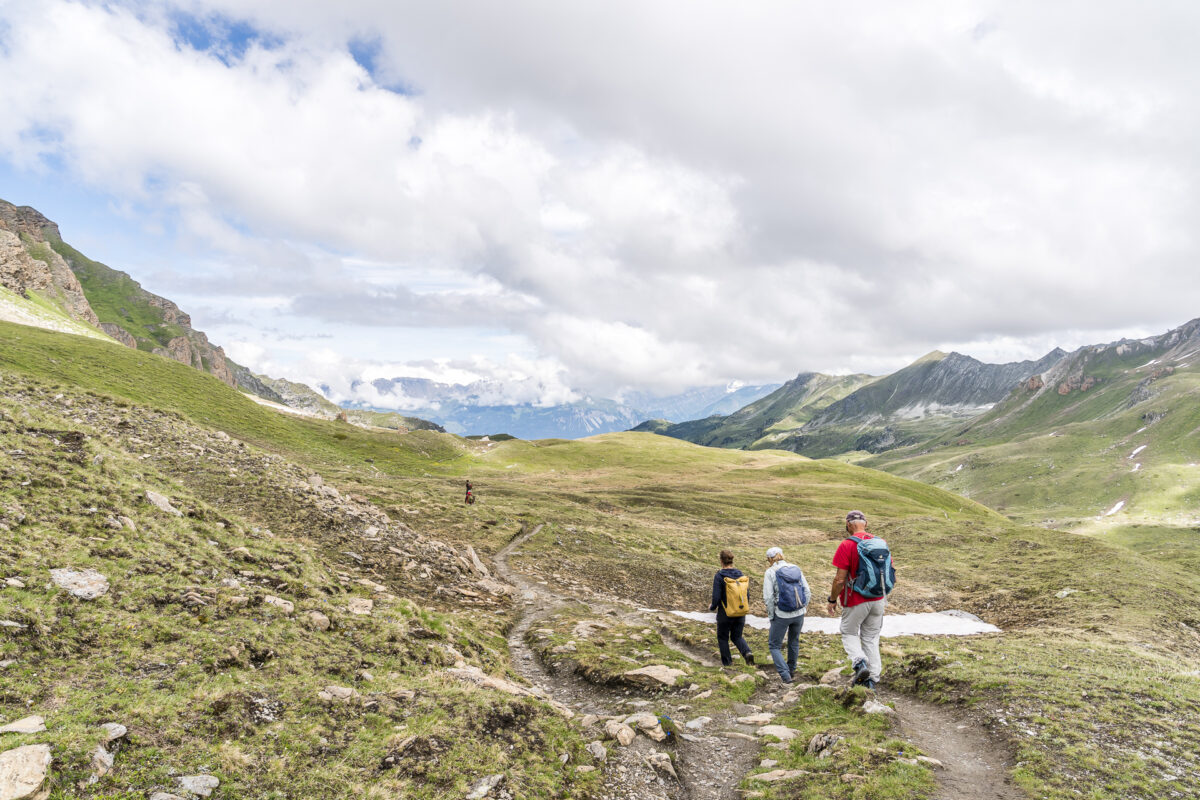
845,510,868,533
719,549,735,567
765,546,783,564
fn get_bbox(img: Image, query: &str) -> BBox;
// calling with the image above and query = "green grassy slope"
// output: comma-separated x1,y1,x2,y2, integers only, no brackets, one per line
2,320,1199,799
632,372,874,450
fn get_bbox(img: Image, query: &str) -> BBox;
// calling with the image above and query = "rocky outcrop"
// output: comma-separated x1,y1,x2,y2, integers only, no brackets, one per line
0,200,100,328
99,323,136,348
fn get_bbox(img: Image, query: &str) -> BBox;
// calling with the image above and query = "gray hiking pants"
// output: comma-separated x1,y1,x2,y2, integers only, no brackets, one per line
840,599,886,681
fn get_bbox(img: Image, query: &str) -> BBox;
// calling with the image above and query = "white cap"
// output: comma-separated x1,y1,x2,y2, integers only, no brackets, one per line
765,547,783,560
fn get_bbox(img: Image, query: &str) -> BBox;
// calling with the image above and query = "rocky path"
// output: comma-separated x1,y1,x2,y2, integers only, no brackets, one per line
886,694,1026,800
494,524,767,800
493,523,1026,800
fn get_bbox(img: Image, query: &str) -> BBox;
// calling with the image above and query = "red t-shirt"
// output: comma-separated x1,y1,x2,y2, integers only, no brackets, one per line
833,532,884,607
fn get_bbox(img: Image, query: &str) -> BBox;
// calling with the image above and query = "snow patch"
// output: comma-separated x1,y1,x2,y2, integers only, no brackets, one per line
1129,445,1147,459
242,392,320,418
1136,426,1147,434
1138,359,1159,368
1131,463,1141,473
667,610,1000,637
1103,500,1126,517
954,464,964,473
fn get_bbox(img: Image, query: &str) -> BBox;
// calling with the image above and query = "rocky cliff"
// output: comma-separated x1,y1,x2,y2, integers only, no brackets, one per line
0,200,100,328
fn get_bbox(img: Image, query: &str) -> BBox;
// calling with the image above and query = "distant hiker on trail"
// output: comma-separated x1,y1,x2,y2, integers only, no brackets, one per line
763,547,811,684
464,480,476,505
826,510,896,690
709,550,755,667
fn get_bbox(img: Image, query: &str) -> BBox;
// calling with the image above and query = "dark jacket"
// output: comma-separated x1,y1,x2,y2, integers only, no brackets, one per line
710,567,745,616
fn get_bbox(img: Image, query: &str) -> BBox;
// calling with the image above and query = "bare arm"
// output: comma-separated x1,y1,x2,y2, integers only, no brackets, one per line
826,568,849,615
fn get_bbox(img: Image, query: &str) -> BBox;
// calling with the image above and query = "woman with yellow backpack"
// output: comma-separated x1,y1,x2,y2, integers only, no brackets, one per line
709,550,755,667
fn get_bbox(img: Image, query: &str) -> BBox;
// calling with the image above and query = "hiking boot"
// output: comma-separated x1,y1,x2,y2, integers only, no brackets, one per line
743,653,755,666
863,678,876,690
852,659,871,685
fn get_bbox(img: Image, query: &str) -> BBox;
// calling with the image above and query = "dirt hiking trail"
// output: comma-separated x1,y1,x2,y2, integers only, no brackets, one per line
494,522,1026,800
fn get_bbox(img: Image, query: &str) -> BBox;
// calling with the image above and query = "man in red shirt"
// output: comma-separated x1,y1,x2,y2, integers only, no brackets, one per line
825,510,886,688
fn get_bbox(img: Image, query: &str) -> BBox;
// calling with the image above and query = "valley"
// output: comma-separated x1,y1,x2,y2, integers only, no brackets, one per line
2,320,1198,799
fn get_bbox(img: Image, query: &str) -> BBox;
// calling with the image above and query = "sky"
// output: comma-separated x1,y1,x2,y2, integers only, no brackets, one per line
1,0,1198,408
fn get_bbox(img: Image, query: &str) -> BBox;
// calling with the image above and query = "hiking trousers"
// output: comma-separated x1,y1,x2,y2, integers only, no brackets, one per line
716,612,752,666
840,598,886,681
768,614,804,681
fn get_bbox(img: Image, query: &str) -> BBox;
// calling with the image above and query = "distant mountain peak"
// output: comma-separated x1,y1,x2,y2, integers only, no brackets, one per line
915,350,951,363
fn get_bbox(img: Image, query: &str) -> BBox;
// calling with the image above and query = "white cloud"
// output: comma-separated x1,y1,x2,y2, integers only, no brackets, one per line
3,1,1200,402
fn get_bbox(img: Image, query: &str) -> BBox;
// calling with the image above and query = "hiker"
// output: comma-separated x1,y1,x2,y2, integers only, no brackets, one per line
825,510,896,689
465,480,476,505
763,547,811,684
708,550,754,667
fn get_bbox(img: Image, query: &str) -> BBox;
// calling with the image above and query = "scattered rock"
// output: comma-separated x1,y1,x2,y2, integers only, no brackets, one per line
623,712,659,731
580,714,599,728
623,664,686,687
263,596,294,614
99,723,127,745
862,699,894,715
692,689,713,699
4,579,24,589
117,516,137,532
317,686,359,703
465,773,505,799
306,611,331,631
752,768,808,783
347,598,373,616
0,743,52,800
731,673,755,684
806,732,843,756
48,568,109,600
736,712,774,726
603,720,636,746
684,716,712,730
149,794,184,800
757,725,800,741
916,755,944,768
841,773,866,783
465,545,490,577
585,741,607,763
145,491,182,517
1055,588,1078,599
176,774,219,797
0,717,44,735
575,765,595,774
646,752,676,779
760,759,779,768
819,667,843,685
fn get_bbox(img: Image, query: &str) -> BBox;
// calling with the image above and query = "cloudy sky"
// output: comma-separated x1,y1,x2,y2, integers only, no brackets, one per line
1,0,1197,406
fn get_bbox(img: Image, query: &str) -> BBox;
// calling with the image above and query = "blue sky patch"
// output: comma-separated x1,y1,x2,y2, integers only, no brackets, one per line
168,9,281,65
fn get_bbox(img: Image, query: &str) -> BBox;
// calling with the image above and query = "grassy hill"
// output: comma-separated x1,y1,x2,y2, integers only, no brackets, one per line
2,320,1198,799
632,372,874,449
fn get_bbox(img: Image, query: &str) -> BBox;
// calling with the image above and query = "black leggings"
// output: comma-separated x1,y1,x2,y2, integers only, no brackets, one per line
716,612,752,666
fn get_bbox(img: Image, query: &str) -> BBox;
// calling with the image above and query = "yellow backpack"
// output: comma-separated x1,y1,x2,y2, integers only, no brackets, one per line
723,575,751,617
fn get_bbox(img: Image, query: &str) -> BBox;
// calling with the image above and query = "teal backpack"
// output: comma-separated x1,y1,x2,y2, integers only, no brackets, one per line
846,536,896,598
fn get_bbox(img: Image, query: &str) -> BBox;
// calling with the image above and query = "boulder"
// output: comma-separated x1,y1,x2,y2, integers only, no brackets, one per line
99,723,127,745
317,686,358,703
0,717,44,735
806,732,842,756
646,752,676,779
757,725,800,741
347,598,373,616
752,768,807,783
145,491,182,517
263,596,294,614
306,611,331,631
176,774,219,797
862,699,894,715
465,773,505,799
623,712,659,730
48,569,109,600
819,667,843,685
603,720,636,746
585,741,607,763
623,665,686,687
465,546,490,577
0,743,52,800
736,713,774,726
684,716,712,730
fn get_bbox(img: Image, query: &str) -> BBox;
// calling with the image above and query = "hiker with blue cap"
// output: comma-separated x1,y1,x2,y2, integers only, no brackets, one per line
762,546,811,684
826,511,896,689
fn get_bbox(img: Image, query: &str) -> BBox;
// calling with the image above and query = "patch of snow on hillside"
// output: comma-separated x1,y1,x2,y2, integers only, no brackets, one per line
1104,500,1126,517
1129,445,1147,459
242,392,321,418
1131,463,1141,473
955,464,964,472
1136,426,1147,433
0,285,110,342
668,610,1000,636
1138,359,1159,368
